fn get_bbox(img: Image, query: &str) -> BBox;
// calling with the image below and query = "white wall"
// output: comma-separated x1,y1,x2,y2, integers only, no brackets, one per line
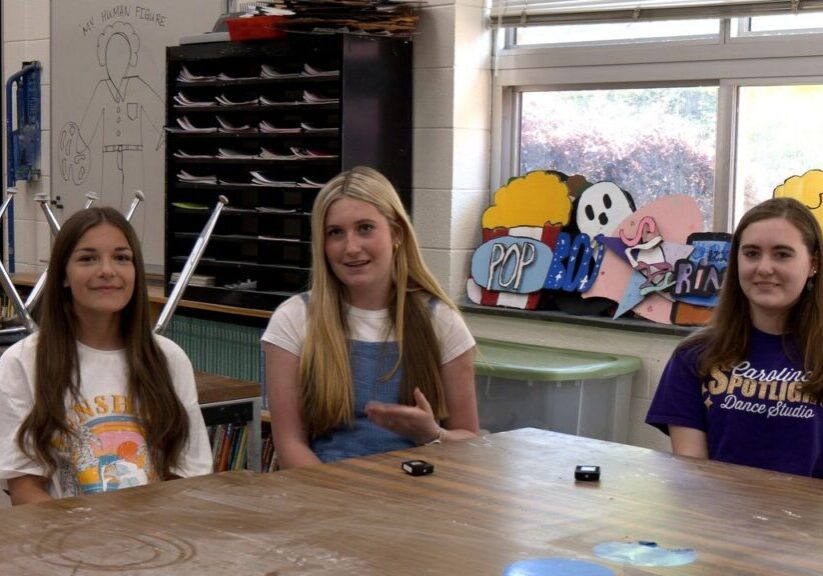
2,0,677,452
413,0,490,296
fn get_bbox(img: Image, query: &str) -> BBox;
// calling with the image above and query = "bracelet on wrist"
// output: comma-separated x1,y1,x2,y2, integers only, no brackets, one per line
423,426,445,446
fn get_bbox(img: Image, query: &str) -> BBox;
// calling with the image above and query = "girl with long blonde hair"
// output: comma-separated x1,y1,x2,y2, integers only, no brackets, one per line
262,166,479,468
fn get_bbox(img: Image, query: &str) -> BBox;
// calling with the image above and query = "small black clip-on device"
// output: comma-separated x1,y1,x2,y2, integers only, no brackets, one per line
402,459,434,476
575,465,600,481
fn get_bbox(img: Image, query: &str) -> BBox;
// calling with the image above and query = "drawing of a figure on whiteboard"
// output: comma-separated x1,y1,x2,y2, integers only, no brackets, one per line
58,21,164,228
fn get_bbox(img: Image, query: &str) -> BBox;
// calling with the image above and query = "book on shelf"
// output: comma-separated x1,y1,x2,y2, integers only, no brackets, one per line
208,422,256,472
232,426,249,471
261,429,278,473
210,423,226,464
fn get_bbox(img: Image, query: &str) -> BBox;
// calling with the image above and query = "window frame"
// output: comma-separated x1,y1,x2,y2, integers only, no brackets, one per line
492,19,823,233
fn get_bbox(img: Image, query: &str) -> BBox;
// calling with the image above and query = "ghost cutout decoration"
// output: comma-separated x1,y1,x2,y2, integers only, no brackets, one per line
553,181,636,317
575,182,636,240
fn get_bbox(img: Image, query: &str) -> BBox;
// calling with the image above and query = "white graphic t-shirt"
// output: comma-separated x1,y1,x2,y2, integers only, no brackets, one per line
0,334,213,499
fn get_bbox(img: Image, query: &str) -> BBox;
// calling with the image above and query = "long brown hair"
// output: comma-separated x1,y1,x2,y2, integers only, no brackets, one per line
684,197,823,395
302,166,457,437
17,207,190,478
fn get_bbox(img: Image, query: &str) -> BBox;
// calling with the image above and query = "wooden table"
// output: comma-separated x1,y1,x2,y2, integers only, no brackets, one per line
0,428,820,575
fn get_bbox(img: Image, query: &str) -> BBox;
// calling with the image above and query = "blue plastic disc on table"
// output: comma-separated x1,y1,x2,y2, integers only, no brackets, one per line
502,558,614,576
593,541,697,567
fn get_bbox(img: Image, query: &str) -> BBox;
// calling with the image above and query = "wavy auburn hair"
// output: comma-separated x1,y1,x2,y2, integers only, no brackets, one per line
17,207,189,478
302,166,457,436
683,197,823,395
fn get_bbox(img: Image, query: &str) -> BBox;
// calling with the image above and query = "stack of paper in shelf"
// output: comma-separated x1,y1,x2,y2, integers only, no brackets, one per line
256,207,300,215
302,63,339,77
167,116,217,133
299,176,327,188
290,146,338,159
215,93,260,106
216,71,260,81
171,272,216,286
174,149,214,159
217,147,259,159
258,234,301,242
259,120,301,133
258,63,339,79
300,122,338,134
177,65,216,83
259,147,300,160
250,171,298,187
302,90,339,104
177,170,218,185
216,115,257,133
173,92,213,108
260,64,302,79
258,95,298,106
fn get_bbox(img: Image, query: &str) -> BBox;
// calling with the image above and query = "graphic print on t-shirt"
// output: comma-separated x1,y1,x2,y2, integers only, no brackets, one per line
703,361,817,420
55,394,156,496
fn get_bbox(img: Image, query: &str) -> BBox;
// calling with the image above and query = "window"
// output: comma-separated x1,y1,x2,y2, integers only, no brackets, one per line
494,14,823,232
733,13,823,36
520,87,717,230
734,84,823,223
516,19,719,46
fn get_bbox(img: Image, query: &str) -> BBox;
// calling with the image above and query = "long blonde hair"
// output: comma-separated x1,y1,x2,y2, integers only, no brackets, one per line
683,197,823,395
302,166,456,436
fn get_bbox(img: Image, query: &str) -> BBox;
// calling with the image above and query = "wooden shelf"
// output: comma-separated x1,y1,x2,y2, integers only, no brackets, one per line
195,371,260,405
164,33,412,312
148,283,271,320
195,371,262,473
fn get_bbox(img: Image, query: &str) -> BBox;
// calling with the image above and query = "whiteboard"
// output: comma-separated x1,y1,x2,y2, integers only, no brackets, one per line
51,1,223,270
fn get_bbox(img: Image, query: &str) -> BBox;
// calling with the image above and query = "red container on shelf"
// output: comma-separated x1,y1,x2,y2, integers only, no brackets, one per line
226,16,286,41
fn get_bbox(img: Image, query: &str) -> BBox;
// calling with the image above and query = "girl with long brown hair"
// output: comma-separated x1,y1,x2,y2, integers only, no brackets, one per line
647,197,823,477
262,166,479,469
0,207,212,504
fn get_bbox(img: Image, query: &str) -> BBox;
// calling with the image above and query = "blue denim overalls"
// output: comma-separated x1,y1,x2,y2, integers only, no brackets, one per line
311,337,415,462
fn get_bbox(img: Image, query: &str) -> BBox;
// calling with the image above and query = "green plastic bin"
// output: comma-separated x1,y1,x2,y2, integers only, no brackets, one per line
474,338,642,443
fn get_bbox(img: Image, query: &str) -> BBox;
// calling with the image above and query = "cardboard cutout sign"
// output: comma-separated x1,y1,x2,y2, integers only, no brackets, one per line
469,170,734,325
774,169,823,230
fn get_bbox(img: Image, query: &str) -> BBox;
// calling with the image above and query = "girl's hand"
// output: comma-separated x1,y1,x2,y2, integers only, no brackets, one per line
365,387,440,445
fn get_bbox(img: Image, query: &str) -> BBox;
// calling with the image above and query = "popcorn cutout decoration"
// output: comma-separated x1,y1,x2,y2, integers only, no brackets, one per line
774,169,823,230
468,171,572,309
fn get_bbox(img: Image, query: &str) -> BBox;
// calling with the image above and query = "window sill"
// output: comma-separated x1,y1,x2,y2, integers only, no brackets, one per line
460,301,695,338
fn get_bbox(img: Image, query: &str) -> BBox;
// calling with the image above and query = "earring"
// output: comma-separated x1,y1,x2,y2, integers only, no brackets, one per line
393,242,400,253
